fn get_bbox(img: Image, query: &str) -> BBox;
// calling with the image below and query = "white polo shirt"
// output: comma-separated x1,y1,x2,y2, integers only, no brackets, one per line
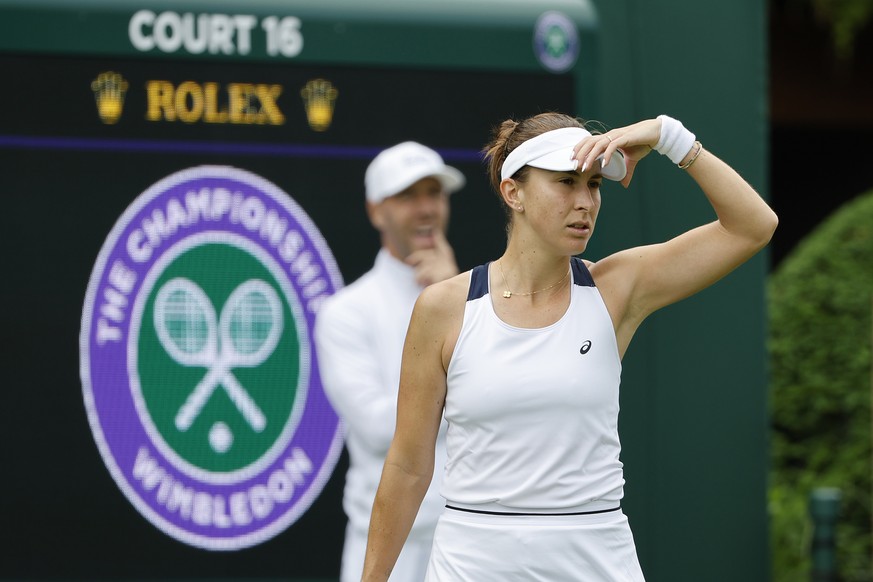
315,248,448,537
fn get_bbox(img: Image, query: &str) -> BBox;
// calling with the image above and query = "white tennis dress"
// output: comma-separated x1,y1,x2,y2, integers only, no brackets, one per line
426,258,645,581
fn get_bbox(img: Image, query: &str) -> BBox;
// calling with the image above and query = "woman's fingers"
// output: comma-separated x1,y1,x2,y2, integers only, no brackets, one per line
600,133,621,169
572,134,614,173
574,119,661,171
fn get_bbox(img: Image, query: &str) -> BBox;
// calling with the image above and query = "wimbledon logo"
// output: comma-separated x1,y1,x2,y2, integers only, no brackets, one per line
79,166,344,550
533,11,579,74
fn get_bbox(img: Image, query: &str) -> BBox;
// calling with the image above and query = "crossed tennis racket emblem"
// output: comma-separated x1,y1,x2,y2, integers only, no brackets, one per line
153,278,284,442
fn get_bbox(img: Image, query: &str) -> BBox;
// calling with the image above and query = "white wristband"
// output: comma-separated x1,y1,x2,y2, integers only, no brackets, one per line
655,115,696,165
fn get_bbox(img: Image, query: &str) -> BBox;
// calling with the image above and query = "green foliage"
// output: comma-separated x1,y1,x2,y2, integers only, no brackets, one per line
797,0,873,58
769,188,873,582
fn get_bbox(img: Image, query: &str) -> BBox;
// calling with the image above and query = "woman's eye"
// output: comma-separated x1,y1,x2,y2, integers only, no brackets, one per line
589,180,602,189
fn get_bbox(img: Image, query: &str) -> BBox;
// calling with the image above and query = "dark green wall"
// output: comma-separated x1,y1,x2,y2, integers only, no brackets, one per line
589,1,771,581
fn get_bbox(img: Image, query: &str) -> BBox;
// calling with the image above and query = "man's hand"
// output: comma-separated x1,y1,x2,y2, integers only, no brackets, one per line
405,229,459,286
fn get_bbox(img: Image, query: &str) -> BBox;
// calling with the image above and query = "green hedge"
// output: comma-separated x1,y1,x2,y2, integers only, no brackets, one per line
769,188,873,582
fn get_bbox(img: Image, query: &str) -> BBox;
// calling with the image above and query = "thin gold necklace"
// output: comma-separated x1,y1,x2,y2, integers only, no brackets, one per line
495,260,571,299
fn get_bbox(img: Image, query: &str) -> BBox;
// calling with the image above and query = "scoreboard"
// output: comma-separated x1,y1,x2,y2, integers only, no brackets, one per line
0,1,597,579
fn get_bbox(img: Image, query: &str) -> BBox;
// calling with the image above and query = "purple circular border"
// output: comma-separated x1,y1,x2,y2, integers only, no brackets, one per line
80,166,344,549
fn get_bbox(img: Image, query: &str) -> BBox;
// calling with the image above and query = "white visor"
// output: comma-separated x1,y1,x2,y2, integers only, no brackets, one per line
500,127,627,182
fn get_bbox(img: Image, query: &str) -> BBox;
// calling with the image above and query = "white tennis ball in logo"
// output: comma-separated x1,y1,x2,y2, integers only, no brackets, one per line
209,421,233,453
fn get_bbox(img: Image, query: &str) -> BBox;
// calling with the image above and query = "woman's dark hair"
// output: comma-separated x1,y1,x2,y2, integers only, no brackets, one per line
482,112,587,194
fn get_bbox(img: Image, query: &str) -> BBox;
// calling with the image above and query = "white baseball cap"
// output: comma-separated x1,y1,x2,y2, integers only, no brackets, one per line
501,127,627,182
365,141,466,204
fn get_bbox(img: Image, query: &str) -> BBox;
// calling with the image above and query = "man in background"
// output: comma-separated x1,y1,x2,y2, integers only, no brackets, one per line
314,142,465,581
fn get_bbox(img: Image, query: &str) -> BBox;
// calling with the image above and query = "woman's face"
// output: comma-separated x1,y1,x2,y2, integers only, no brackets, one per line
517,167,602,255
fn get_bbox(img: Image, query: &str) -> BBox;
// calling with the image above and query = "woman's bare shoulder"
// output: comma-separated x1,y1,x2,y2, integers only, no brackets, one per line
412,270,471,368
416,269,471,318
585,247,648,289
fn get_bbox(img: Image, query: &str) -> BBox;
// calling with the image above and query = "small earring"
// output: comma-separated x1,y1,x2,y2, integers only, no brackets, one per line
517,205,523,211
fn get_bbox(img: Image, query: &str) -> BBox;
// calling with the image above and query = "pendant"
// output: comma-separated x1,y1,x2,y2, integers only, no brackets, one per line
503,290,512,298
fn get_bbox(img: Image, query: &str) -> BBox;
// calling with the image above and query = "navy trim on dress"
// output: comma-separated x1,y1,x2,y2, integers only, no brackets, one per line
446,504,620,517
467,262,490,301
571,257,596,287
470,259,592,301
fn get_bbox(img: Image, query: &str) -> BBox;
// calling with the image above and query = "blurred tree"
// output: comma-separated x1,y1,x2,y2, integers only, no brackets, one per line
800,0,873,58
769,188,873,582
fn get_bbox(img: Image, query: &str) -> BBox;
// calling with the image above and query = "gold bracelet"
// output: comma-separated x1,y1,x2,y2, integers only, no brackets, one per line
678,140,702,170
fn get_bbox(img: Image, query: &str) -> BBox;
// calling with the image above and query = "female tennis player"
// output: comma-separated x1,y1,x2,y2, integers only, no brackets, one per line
360,113,778,581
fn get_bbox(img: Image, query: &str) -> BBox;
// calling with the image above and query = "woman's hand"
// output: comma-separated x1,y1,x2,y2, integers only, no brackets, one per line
572,118,661,188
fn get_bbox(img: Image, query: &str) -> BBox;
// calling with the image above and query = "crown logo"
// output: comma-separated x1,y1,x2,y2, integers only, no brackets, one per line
91,72,129,125
300,79,338,132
